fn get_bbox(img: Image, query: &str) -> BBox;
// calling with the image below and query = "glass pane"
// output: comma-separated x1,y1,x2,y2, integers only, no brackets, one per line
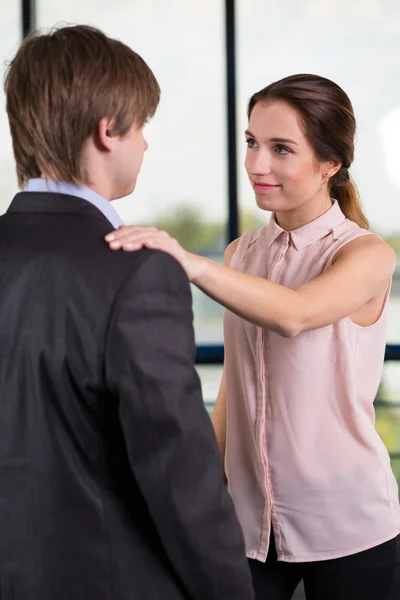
391,458,400,489
195,365,223,415
377,362,400,403
0,5,20,214
375,405,400,455
37,0,227,344
237,0,400,342
387,297,400,345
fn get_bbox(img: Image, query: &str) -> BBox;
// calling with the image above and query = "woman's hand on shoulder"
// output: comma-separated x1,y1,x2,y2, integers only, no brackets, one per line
104,225,203,281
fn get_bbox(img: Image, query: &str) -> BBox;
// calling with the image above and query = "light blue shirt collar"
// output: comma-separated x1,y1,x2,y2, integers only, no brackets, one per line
24,178,123,229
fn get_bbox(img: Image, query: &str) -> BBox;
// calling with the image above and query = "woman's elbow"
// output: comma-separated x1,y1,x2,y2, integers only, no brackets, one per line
281,326,301,338
275,320,302,338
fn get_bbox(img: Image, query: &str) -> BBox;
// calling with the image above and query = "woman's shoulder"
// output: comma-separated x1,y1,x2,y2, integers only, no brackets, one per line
334,221,393,253
224,238,240,266
224,228,268,267
330,227,396,284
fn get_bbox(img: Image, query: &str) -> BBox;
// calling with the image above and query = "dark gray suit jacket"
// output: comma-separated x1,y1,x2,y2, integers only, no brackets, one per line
0,192,254,600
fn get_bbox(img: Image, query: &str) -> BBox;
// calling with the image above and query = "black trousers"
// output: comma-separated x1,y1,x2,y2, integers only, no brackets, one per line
248,528,400,600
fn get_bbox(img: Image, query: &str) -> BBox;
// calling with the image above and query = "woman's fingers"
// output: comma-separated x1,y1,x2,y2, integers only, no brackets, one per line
105,225,159,243
106,227,169,246
107,230,170,251
104,226,192,276
105,227,196,280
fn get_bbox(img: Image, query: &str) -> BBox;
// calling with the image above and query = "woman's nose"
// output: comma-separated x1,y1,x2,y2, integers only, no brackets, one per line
247,150,272,176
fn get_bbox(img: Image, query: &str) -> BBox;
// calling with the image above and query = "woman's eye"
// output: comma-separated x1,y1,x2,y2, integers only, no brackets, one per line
274,145,290,155
245,138,258,149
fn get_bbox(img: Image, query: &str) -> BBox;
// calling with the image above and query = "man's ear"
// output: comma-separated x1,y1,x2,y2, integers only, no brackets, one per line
96,116,116,152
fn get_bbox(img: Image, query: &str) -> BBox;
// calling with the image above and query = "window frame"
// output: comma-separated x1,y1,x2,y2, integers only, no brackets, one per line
21,0,400,371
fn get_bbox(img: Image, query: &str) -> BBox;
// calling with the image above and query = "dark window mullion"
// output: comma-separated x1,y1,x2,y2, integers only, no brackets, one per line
225,0,239,244
22,0,36,38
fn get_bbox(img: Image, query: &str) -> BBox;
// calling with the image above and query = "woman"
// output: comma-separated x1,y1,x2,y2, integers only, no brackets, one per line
106,74,400,599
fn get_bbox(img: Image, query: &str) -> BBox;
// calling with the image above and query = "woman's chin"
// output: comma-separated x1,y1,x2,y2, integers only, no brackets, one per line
255,197,281,212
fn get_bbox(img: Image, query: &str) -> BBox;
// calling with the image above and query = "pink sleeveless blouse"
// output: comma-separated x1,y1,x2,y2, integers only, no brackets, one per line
224,200,400,563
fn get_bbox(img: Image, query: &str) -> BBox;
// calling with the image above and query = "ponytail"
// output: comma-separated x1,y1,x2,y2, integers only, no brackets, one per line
330,168,369,230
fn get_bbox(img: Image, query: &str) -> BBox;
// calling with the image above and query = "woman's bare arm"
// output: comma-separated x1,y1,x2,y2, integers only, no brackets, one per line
106,229,395,337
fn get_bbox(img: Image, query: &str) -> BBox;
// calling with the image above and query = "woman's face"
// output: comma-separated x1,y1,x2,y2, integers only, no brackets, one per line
245,100,334,216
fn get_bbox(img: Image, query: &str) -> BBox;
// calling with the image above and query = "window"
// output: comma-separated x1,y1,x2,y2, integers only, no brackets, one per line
196,365,223,415
0,4,20,214
37,0,227,344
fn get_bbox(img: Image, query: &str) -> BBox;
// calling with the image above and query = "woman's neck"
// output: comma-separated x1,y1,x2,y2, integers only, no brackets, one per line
275,193,334,232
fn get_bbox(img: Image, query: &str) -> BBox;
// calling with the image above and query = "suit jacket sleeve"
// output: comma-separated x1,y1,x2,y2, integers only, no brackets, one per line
105,250,254,600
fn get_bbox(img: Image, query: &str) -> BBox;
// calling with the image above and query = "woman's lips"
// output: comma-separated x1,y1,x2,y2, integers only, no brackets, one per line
252,181,281,191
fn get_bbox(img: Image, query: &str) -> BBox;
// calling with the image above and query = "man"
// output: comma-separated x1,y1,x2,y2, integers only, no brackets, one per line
0,25,254,599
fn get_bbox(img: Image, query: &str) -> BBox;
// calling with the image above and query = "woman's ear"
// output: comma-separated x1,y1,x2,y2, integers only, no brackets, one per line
323,158,342,178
